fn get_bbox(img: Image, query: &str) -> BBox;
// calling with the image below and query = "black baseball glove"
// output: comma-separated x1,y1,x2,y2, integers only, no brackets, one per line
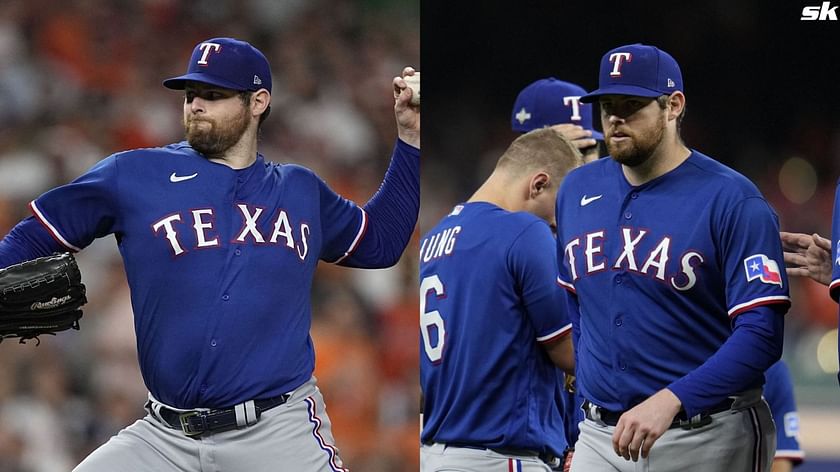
0,253,87,344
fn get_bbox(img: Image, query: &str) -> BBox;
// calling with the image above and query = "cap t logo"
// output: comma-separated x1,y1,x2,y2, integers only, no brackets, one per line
515,107,532,124
563,96,583,121
609,52,632,77
667,78,675,88
253,75,262,85
197,42,222,65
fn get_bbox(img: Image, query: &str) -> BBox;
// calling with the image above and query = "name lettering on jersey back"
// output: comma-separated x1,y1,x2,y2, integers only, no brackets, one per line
563,227,704,291
420,226,461,263
152,204,310,260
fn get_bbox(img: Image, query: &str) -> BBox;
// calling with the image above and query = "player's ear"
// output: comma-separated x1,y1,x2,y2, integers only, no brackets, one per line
529,172,551,199
666,92,685,122
252,89,271,117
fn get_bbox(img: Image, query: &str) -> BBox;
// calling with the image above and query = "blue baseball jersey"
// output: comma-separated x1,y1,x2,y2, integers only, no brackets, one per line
555,151,790,412
29,142,382,409
764,360,804,465
829,179,840,390
419,202,571,457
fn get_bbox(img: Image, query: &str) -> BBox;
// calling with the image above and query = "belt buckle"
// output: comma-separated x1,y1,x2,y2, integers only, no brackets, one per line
585,401,603,424
179,411,205,437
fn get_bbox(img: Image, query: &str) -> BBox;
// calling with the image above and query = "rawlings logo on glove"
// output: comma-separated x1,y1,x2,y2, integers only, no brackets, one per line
0,253,87,344
31,295,74,310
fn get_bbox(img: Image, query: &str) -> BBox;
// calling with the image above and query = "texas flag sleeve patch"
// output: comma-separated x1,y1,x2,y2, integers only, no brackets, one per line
744,254,783,287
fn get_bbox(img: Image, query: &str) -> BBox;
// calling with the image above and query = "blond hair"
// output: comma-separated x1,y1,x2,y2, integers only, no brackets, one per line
496,128,583,187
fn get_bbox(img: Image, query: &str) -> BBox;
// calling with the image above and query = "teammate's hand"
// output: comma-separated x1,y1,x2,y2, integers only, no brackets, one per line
393,66,420,148
549,124,597,151
612,388,681,462
780,231,832,286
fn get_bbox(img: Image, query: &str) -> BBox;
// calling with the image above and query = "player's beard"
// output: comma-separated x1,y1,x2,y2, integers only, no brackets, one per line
184,107,251,159
606,112,666,168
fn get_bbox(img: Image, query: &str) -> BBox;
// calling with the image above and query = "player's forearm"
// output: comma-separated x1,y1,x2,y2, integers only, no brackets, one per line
0,217,67,268
342,139,419,268
544,334,575,374
667,305,784,418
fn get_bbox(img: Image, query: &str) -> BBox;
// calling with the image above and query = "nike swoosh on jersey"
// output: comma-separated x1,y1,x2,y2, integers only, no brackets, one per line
580,194,603,206
170,172,198,183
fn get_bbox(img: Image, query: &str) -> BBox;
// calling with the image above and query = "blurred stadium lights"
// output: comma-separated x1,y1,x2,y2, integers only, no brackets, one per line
779,157,818,204
816,328,839,374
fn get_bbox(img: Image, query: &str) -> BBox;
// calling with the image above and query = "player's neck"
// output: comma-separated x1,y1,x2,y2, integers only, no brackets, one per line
206,132,259,169
622,138,690,186
468,171,523,212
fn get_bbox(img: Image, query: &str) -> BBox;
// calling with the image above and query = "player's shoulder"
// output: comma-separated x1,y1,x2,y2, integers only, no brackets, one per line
260,161,328,192
565,156,614,182
474,201,548,229
107,141,201,165
683,150,763,198
425,202,549,239
266,161,317,178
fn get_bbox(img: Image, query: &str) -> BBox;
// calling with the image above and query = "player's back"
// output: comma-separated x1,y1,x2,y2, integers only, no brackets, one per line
419,202,567,454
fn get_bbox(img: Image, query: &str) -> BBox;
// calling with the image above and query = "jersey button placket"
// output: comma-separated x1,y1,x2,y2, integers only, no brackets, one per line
222,294,230,301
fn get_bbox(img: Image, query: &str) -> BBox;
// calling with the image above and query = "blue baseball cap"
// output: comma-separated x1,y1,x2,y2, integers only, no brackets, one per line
511,78,603,140
163,37,272,93
581,43,682,103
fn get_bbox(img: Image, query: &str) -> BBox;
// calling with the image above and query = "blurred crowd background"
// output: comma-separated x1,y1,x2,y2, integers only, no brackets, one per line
422,1,840,469
0,0,418,471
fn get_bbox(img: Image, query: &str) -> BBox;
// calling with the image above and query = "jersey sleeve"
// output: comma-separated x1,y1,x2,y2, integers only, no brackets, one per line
315,175,367,263
29,155,121,251
829,181,840,300
508,221,572,343
764,360,804,464
720,197,791,317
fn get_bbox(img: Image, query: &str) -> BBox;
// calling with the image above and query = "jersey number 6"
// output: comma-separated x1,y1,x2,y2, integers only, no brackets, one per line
420,274,446,363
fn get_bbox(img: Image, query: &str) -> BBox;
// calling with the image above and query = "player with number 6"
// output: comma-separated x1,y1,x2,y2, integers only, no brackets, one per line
419,128,582,471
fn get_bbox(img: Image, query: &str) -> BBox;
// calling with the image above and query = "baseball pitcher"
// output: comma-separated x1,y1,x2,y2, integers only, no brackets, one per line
0,37,420,471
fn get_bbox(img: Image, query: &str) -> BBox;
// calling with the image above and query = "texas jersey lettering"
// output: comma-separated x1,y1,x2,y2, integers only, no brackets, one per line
29,142,368,409
555,151,790,411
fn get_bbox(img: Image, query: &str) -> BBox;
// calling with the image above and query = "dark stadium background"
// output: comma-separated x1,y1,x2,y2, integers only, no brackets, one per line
422,0,840,468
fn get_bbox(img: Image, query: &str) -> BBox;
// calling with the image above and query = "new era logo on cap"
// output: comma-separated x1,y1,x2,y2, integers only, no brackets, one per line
511,78,603,140
581,43,683,103
163,37,272,93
